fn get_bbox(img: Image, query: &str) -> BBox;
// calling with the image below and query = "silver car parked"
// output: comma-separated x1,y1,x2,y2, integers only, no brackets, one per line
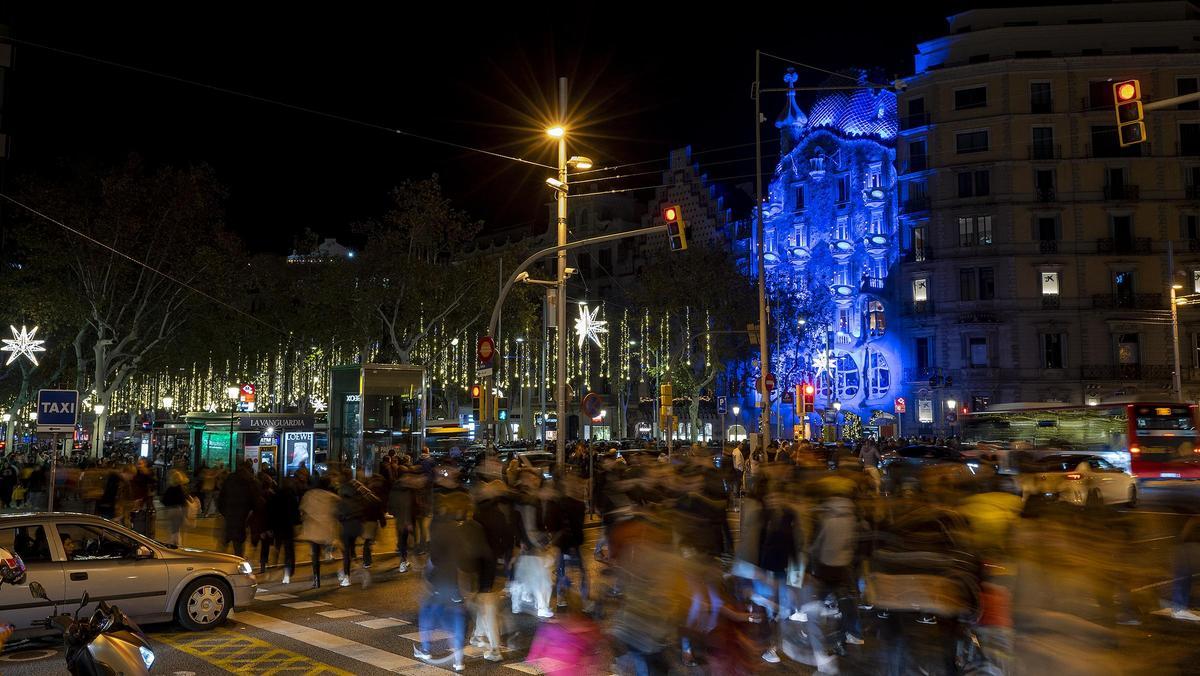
0,512,256,636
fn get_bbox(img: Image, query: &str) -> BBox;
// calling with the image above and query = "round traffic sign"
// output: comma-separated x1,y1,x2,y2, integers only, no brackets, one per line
764,373,777,392
581,393,603,419
477,336,495,363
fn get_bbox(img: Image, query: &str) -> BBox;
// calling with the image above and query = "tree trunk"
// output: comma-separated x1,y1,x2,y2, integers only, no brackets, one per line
688,395,701,442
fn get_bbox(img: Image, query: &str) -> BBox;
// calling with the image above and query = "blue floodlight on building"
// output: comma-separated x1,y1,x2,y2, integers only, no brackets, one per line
746,68,900,437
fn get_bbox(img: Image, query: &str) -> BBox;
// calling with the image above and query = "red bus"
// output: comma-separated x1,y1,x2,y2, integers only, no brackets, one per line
961,402,1199,479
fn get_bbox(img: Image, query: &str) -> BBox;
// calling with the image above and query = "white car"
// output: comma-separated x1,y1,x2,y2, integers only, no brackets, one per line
1020,454,1137,507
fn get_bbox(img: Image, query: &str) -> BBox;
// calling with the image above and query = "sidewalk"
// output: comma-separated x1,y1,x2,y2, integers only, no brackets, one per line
159,507,602,584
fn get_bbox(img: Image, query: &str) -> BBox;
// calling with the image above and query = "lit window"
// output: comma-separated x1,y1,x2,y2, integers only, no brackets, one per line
866,349,890,399
913,278,928,302
870,211,884,235
1193,269,1200,294
1042,271,1060,296
836,216,850,240
868,301,886,335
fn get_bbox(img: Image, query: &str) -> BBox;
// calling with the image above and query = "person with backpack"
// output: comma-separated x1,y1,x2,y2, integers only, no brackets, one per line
335,469,380,588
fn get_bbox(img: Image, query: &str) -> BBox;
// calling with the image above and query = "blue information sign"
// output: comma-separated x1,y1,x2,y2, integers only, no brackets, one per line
37,389,80,432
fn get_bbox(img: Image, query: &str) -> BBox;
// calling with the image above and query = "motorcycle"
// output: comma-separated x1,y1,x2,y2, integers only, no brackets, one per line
28,581,156,675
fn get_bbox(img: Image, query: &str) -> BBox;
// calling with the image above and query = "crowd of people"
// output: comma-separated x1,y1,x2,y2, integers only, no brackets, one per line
2,435,1193,673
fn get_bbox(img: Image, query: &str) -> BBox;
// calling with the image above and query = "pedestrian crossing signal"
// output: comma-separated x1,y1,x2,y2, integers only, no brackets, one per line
663,204,688,252
1113,79,1145,148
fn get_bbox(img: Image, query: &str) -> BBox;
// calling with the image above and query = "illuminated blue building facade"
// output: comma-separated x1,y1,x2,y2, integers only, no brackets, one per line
756,70,900,434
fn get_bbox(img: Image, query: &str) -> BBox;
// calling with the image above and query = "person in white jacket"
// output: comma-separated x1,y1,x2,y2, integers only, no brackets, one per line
297,477,340,589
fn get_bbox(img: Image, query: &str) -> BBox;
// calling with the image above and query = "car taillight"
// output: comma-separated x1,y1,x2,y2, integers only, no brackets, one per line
1130,447,1140,455
1066,472,1083,480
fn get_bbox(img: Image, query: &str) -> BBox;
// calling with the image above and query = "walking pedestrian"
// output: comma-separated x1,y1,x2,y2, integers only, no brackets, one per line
252,472,277,574
0,460,17,509
551,473,589,610
1171,514,1200,620
297,476,339,588
335,470,373,588
160,465,190,547
267,477,301,584
217,460,260,558
414,490,491,672
389,463,419,572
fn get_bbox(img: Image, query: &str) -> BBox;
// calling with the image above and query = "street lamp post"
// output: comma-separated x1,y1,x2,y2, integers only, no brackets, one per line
226,386,240,469
91,405,104,456
544,77,594,470
732,404,741,442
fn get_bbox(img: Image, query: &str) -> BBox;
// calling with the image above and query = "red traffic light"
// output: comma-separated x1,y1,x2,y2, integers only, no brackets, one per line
1115,81,1138,102
663,206,679,222
470,384,482,398
803,383,815,396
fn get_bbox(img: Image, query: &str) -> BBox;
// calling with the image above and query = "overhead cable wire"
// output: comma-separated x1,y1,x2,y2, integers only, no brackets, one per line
0,36,556,170
758,50,864,84
0,192,287,335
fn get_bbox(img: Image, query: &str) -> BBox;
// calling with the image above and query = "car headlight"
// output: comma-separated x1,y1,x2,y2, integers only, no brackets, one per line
238,561,253,575
139,645,155,669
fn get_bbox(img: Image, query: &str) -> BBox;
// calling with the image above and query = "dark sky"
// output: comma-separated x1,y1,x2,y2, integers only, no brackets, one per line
2,5,965,253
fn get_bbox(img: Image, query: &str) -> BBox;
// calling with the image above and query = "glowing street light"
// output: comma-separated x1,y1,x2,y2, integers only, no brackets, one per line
546,126,565,138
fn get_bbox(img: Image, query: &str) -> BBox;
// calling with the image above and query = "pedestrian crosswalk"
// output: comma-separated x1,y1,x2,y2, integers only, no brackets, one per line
246,586,559,674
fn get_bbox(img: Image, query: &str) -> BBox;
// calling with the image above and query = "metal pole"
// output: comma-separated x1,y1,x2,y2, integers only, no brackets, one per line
48,432,57,512
753,50,771,450
1170,241,1184,401
229,404,236,469
556,76,569,470
541,300,548,449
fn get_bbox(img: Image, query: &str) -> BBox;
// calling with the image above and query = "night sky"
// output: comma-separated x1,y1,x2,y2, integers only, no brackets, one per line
1,5,972,253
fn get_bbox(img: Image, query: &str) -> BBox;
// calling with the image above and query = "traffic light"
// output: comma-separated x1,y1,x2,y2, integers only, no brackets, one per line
470,384,482,420
802,382,815,414
1113,79,1145,147
659,383,674,432
495,396,509,422
663,204,688,252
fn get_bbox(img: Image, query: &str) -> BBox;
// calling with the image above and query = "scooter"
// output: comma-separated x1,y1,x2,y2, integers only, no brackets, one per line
28,581,156,675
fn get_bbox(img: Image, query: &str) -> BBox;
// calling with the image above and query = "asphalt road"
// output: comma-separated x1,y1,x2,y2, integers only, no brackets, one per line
6,483,1200,675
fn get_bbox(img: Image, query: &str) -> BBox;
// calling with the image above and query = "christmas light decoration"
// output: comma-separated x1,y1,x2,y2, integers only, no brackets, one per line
1,325,46,367
575,304,608,349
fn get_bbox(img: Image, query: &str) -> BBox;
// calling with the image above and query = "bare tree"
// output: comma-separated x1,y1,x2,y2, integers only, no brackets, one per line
14,157,233,456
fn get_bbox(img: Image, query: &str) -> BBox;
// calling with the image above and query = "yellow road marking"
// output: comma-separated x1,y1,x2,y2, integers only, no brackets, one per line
159,629,352,676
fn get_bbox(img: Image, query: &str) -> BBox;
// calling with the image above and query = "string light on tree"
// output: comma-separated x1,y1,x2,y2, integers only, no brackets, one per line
1,325,46,367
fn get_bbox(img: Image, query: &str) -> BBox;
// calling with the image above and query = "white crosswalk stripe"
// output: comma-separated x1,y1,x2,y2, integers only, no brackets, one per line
233,610,449,673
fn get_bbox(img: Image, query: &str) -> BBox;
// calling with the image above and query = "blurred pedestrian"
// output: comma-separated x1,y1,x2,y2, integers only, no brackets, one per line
297,476,339,588
0,460,16,509
268,477,301,584
414,490,490,672
389,464,420,573
217,460,260,558
1171,514,1200,620
252,472,277,574
160,465,190,546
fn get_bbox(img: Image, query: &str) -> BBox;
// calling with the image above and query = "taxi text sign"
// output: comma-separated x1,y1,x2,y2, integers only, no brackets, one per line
37,389,79,433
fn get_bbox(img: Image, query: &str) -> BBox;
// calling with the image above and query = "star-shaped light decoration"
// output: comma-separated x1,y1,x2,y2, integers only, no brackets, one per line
1,325,46,367
312,398,328,412
574,304,608,349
